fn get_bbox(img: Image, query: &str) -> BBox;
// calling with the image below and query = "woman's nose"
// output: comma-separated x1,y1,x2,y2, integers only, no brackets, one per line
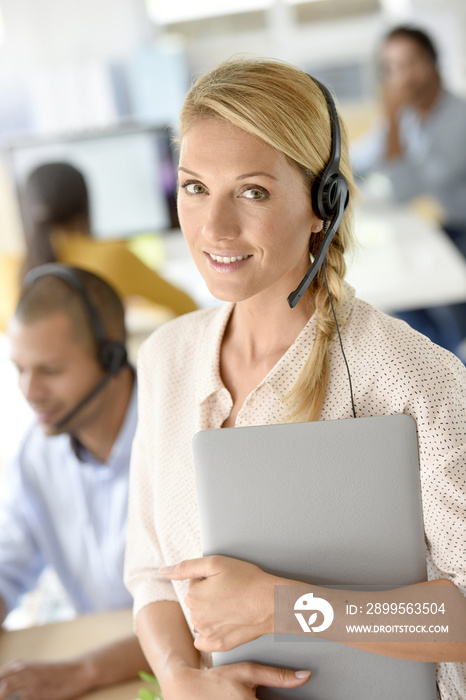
201,196,241,242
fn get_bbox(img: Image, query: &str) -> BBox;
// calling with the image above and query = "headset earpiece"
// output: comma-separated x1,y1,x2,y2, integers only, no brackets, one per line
99,340,128,376
312,173,350,222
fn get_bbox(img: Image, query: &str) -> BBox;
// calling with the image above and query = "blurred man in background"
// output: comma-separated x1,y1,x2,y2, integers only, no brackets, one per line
0,265,149,700
352,25,466,359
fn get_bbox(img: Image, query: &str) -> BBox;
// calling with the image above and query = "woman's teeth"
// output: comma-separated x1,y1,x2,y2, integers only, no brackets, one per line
209,254,250,264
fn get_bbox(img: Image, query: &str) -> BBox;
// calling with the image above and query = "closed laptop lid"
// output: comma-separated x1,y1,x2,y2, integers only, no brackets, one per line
193,414,437,700
193,414,427,585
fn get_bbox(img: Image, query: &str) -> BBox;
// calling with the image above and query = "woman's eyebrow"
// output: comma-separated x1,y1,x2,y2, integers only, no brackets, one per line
177,166,277,181
236,171,278,181
177,166,199,177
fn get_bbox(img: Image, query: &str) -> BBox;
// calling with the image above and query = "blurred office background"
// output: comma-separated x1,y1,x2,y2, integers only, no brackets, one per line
1,0,466,625
1,0,466,284
0,0,465,150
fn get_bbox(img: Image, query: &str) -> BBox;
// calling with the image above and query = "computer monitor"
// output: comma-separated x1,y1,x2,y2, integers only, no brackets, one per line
4,123,179,240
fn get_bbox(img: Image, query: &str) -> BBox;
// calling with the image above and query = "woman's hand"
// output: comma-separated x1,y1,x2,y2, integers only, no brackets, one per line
159,555,280,652
161,662,311,700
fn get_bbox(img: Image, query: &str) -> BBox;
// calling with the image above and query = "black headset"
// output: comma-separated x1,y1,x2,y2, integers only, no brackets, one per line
287,77,350,309
23,263,127,374
22,263,128,428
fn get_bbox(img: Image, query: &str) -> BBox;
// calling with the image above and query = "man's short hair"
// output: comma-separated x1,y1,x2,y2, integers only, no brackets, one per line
15,267,126,355
384,25,438,67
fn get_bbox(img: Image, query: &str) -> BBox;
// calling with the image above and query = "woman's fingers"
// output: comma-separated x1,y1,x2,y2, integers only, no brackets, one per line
226,661,311,690
159,555,224,580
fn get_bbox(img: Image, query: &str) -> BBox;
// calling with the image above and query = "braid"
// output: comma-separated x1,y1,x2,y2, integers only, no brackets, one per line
285,226,348,423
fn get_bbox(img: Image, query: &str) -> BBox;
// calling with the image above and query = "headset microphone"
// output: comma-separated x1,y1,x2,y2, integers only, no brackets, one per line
287,77,350,309
54,373,113,429
22,264,129,430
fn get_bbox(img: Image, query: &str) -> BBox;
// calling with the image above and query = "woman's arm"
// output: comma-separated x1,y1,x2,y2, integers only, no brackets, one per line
136,601,200,682
93,243,198,317
162,556,466,663
136,600,312,700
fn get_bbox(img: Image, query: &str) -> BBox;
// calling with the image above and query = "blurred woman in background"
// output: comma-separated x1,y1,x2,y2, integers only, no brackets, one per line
20,161,197,317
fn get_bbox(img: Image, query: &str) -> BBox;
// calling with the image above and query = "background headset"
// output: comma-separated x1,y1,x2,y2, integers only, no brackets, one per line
22,263,128,429
287,77,350,309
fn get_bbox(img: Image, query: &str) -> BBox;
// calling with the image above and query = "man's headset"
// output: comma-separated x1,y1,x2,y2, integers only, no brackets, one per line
287,77,350,309
22,264,128,429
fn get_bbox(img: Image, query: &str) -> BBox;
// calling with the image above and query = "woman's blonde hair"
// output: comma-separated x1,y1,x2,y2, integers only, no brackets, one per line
179,57,357,421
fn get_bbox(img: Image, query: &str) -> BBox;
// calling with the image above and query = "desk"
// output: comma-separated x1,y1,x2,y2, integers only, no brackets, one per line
347,205,466,312
0,609,146,700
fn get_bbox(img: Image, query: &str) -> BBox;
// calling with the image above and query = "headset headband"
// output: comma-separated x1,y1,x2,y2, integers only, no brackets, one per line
23,263,108,347
312,77,341,185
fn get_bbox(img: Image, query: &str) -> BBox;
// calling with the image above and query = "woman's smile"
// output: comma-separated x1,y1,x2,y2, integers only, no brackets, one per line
205,251,253,272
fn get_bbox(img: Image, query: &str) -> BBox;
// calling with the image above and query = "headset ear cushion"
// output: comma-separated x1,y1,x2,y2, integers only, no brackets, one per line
312,173,349,220
323,175,350,216
99,341,128,375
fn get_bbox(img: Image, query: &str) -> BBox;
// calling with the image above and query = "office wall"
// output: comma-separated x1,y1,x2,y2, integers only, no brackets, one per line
409,0,465,92
168,3,465,95
0,0,152,137
0,0,150,69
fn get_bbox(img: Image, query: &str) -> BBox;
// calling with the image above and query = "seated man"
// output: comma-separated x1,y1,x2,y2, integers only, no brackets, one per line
352,24,466,244
0,264,150,699
351,24,466,358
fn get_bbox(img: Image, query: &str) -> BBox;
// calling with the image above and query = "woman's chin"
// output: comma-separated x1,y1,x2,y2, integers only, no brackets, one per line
204,281,252,304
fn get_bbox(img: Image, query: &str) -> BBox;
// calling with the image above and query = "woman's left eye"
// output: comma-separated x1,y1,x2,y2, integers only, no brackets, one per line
184,182,206,194
242,187,268,200
178,180,207,195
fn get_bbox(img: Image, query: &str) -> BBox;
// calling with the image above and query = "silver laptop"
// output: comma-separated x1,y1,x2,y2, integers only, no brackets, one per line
193,414,437,700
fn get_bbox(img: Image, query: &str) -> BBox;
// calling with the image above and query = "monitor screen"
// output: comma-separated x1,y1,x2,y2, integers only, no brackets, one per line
5,124,179,239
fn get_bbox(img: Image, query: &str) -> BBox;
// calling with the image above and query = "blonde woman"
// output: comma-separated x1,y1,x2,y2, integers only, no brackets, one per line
125,58,466,699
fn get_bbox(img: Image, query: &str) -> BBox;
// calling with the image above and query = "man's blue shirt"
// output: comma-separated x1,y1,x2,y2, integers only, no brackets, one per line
0,381,137,615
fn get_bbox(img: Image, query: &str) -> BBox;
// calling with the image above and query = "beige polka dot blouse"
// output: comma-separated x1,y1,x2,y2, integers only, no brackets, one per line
125,283,466,699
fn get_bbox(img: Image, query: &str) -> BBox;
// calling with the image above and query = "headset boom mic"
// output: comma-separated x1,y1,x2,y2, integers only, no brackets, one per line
54,373,113,429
